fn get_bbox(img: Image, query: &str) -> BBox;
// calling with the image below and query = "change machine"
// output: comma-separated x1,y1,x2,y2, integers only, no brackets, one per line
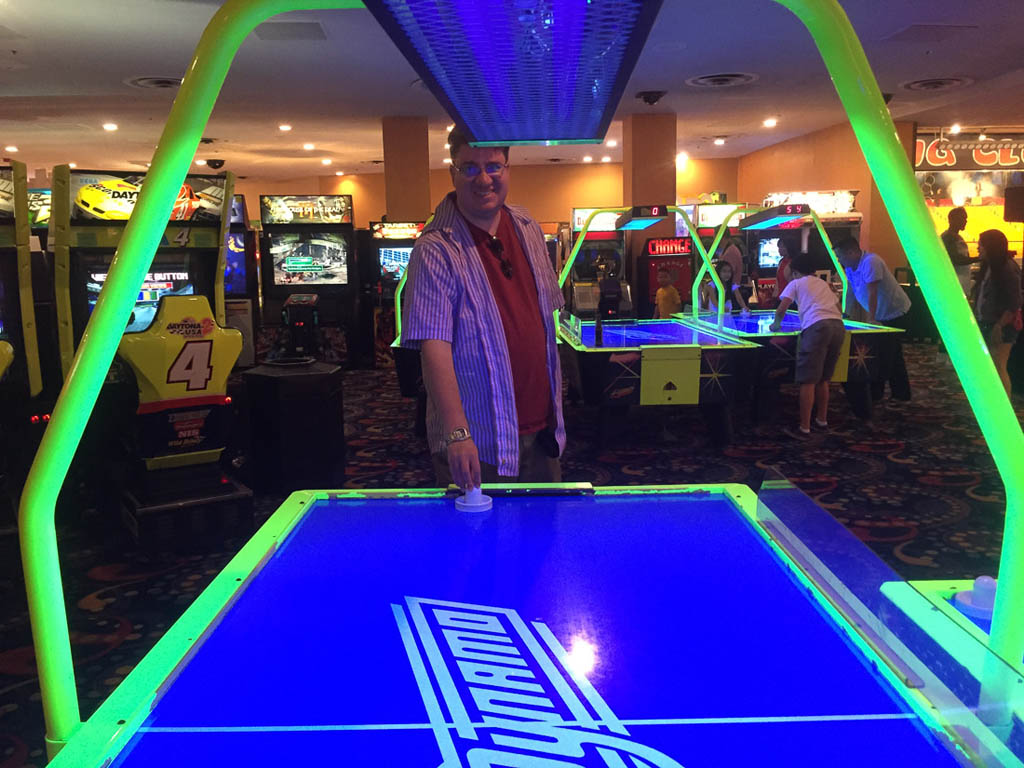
51,165,251,543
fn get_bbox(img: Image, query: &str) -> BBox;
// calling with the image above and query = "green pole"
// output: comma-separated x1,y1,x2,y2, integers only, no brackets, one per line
557,207,628,289
808,209,849,313
777,0,1024,689
671,205,725,325
18,0,364,757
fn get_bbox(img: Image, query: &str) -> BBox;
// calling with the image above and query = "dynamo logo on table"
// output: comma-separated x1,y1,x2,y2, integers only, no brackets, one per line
393,597,683,768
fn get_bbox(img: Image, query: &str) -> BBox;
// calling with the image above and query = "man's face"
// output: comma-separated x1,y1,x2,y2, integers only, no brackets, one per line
951,211,967,231
837,247,860,268
450,145,508,220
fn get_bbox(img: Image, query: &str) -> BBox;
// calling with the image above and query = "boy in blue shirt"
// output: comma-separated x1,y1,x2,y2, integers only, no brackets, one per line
770,252,845,436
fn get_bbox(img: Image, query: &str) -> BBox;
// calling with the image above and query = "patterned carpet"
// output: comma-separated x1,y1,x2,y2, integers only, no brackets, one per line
1,342,1021,766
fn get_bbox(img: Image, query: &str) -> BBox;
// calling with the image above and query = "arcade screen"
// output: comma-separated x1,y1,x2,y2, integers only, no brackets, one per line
697,204,746,229
224,232,247,295
675,204,696,238
85,255,194,333
28,189,51,227
0,168,12,222
758,238,782,269
260,195,353,225
268,231,349,286
230,195,247,225
379,246,412,281
571,207,619,232
69,171,225,224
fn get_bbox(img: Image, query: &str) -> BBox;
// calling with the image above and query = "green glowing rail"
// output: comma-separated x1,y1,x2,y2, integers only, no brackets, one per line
20,0,1024,758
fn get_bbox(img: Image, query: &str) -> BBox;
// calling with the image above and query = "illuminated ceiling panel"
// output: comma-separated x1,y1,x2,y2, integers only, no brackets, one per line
363,0,664,146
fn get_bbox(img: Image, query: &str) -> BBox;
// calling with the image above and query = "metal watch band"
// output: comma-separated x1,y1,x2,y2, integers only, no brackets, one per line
444,427,471,446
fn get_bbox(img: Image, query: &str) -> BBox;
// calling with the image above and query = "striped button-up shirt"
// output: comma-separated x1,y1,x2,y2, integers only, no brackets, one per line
401,192,565,476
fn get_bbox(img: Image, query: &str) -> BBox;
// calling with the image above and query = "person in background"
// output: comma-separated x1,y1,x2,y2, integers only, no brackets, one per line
974,229,1022,396
719,234,744,282
835,236,912,405
774,237,797,297
941,207,977,294
402,128,565,490
770,252,845,436
653,267,682,319
701,260,750,314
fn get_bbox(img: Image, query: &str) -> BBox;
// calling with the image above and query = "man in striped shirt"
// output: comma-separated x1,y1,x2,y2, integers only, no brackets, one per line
401,129,566,490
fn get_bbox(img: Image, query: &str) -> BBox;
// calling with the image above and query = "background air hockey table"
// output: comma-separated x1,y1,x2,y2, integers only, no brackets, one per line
675,310,903,420
557,317,758,446
50,482,1017,768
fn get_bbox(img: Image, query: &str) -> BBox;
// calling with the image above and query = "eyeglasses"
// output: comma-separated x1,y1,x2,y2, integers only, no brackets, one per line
486,236,513,279
454,161,507,179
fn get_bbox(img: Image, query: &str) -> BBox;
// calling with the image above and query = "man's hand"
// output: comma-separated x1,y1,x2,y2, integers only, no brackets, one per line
447,439,481,491
740,307,752,317
769,322,781,332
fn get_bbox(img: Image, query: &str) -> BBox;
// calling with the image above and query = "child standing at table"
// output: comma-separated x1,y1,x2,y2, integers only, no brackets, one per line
653,267,682,318
769,252,845,436
701,260,750,314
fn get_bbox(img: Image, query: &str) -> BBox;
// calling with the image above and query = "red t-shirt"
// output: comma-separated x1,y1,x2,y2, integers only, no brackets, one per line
466,210,551,434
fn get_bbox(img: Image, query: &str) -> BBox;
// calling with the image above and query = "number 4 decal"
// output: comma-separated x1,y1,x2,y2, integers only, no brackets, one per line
172,228,191,246
167,340,214,391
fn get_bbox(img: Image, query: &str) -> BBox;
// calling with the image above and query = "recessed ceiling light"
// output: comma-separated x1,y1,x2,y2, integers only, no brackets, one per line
605,139,617,147
68,162,77,168
582,155,593,162
676,151,689,170
762,117,778,128
714,137,726,146
335,171,344,176
195,159,207,166
949,123,961,135
601,156,611,163
3,146,17,152
303,143,315,150
443,158,452,164
446,123,455,132
279,124,292,132
103,123,119,132
321,158,332,165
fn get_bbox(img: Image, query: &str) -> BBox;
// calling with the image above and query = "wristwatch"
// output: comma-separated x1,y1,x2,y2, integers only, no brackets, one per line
444,427,472,446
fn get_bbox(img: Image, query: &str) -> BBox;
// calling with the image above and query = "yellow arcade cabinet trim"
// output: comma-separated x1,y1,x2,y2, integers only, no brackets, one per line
117,294,242,471
10,161,42,395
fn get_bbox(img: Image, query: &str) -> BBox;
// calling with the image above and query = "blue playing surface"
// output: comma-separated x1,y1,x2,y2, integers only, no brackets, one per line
574,320,749,348
110,492,962,767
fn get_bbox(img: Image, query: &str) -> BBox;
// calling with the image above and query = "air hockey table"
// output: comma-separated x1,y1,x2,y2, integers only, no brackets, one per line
675,310,903,420
49,481,1020,768
557,316,758,445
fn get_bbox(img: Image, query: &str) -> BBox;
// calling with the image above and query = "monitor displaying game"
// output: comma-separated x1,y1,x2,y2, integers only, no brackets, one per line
758,238,783,269
675,204,696,238
379,246,412,281
224,232,248,296
28,189,51,228
268,231,349,286
85,254,194,333
230,195,247,225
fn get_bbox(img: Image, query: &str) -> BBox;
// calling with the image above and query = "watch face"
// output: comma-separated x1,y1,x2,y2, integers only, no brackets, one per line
447,427,470,444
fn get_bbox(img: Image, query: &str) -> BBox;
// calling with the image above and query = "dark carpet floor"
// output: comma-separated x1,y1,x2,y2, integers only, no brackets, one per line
1,341,1021,766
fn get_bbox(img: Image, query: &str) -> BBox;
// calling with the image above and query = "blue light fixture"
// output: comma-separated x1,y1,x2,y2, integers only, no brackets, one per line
615,204,671,230
740,204,811,230
363,0,664,146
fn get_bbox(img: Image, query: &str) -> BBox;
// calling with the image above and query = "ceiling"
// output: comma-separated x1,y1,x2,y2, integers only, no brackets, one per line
0,0,1021,179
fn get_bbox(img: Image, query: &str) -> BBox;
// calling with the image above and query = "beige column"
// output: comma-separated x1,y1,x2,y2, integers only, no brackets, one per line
622,113,678,282
382,116,431,221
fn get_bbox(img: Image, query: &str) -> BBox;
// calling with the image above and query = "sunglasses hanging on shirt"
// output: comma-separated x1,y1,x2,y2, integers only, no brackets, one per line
486,236,513,279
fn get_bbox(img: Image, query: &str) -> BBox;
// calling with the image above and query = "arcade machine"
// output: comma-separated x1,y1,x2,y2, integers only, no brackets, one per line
52,165,251,543
567,206,633,318
244,194,350,493
637,233,694,317
258,193,354,362
355,220,423,368
750,190,863,275
224,194,259,367
0,162,44,526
